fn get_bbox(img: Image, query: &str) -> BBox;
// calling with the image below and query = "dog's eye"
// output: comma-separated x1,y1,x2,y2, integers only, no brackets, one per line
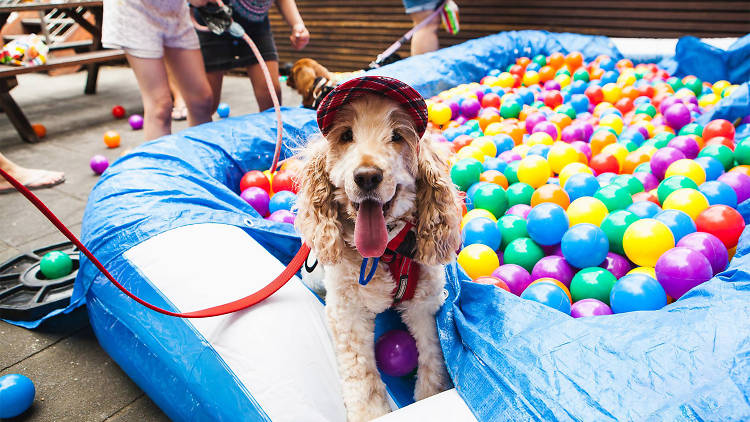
340,128,353,143
391,131,404,143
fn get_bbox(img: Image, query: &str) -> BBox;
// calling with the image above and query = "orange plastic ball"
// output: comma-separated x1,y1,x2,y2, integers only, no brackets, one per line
480,170,509,189
530,184,571,209
548,52,565,69
103,130,121,148
589,130,618,155
549,113,572,129
538,66,556,82
478,112,501,132
622,150,651,174
32,123,47,138
565,52,583,70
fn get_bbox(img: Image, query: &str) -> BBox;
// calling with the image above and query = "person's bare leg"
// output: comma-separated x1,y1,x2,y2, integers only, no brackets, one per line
206,71,225,113
247,60,281,112
409,10,439,56
164,47,213,127
167,66,188,121
0,152,64,192
126,54,173,140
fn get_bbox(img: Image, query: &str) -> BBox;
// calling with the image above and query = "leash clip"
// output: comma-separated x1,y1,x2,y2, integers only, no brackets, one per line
359,257,379,286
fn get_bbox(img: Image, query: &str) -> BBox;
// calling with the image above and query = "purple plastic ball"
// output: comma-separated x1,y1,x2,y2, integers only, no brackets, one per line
571,298,613,318
240,187,270,217
676,232,729,275
578,122,594,141
664,103,691,130
475,90,485,102
267,209,295,224
561,125,585,143
532,256,575,287
659,96,680,114
667,136,700,159
655,247,713,299
492,264,532,296
128,114,144,130
717,172,750,203
633,125,649,140
461,98,481,119
532,121,559,140
599,252,632,279
498,151,522,163
89,155,109,175
571,141,592,161
447,101,460,120
375,330,418,377
544,80,561,91
506,204,531,219
633,171,659,191
650,147,686,180
525,113,547,134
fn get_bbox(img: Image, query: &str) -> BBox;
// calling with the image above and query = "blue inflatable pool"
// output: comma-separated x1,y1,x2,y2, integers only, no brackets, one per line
10,30,750,421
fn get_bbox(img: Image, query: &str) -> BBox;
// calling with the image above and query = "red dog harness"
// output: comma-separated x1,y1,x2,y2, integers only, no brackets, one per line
359,222,420,305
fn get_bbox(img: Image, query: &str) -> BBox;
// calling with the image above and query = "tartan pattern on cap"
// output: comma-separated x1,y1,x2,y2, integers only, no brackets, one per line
316,76,428,138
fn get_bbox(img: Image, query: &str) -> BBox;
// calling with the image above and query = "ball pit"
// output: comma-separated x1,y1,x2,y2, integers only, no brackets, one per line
434,51,747,315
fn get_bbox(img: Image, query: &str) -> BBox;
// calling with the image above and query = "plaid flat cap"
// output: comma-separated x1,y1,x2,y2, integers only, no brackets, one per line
316,76,428,138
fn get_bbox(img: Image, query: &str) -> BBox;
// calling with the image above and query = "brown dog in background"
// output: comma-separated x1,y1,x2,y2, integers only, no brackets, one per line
287,58,365,109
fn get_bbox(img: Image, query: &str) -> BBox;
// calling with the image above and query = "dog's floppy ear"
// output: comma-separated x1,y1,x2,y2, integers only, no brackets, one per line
294,139,344,265
415,136,462,265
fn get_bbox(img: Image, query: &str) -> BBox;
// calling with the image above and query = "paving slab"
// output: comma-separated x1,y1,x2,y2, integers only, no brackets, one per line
105,395,171,422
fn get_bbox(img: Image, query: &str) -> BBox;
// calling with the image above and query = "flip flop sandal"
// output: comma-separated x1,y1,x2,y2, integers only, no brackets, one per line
171,106,188,121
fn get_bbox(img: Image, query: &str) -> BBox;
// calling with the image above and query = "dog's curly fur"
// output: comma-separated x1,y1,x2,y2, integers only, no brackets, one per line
295,94,462,421
287,58,335,108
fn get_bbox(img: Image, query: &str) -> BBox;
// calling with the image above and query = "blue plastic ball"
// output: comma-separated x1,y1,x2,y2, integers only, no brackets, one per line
562,223,609,268
570,94,590,114
626,201,660,219
601,71,619,84
216,103,230,118
526,203,569,246
483,157,507,173
699,180,738,208
527,144,550,158
269,191,297,214
653,209,696,243
570,80,587,94
564,173,600,201
620,129,646,146
598,57,616,71
694,156,725,181
517,88,535,105
609,273,667,313
596,172,618,187
462,217,502,251
0,374,35,418
520,282,571,314
491,134,515,154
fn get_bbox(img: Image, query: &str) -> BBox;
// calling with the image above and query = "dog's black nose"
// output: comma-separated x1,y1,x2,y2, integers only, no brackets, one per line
354,166,383,191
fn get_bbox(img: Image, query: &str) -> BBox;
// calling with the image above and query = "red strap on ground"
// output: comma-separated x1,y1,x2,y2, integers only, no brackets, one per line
0,167,310,318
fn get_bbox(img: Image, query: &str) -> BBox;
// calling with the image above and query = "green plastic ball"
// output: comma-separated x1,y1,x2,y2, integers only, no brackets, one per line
472,184,508,219
555,68,571,77
500,101,522,119
573,69,590,82
40,251,73,279
600,210,639,255
613,174,644,195
652,132,675,144
503,237,545,272
570,267,618,304
618,139,638,152
657,176,699,204
666,77,684,92
684,77,703,96
634,103,656,117
504,161,521,185
634,162,652,173
497,215,528,250
451,158,483,191
679,123,704,137
735,139,750,166
556,105,576,120
532,54,547,67
506,182,534,206
698,144,734,171
594,184,633,212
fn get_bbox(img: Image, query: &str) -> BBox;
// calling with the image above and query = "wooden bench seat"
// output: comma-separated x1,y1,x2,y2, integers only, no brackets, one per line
0,48,124,78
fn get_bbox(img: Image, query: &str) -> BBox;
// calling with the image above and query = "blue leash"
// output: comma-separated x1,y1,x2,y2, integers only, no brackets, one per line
359,257,380,285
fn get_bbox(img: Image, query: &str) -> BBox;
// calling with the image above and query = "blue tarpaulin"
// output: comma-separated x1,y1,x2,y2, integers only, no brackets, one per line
9,30,750,421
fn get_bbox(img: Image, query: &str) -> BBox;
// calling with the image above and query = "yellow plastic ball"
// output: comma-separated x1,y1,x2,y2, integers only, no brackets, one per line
698,93,720,108
594,102,614,116
601,83,622,104
627,267,657,278
634,121,656,138
456,145,486,163
638,145,658,158
559,162,594,187
470,137,498,158
617,72,637,87
662,188,710,221
481,76,498,86
599,114,624,135
516,155,551,188
522,70,540,87
547,143,580,174
526,132,554,146
428,102,452,125
461,209,498,230
712,80,731,95
600,143,629,166
483,122,504,136
567,197,609,226
665,159,706,186
722,85,739,98
554,74,571,88
493,72,516,88
512,144,531,158
458,244,501,279
623,219,675,267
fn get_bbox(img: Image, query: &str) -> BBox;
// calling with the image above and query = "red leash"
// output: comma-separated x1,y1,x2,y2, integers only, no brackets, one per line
0,167,310,318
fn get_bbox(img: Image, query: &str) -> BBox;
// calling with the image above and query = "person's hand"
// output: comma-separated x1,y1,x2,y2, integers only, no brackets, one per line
188,0,211,7
290,23,309,50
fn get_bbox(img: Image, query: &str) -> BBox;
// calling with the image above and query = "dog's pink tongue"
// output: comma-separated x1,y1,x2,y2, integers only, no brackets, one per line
355,200,388,258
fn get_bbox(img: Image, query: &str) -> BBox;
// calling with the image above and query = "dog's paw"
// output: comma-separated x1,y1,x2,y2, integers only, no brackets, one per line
347,398,390,422
414,364,450,401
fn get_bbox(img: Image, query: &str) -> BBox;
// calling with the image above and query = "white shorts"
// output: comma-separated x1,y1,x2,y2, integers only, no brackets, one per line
102,0,200,59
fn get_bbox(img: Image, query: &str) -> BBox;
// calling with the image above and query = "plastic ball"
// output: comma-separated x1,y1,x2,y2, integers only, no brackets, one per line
217,103,231,118
429,102,453,125
594,184,633,212
600,210,639,255
461,208,497,229
516,156,551,188
677,232,729,275
559,162,594,187
268,171,297,194
461,98,482,118
103,130,121,148
492,264,532,295
240,170,271,193
546,143,580,173
662,188,709,220
663,102,691,130
458,244,500,279
526,203,569,246
112,105,126,119
655,247,713,299
530,184,570,209
650,147,686,180
657,176,699,204
653,209,696,243
375,330,418,376
623,218,675,267
462,217,502,251
531,256,575,287
717,172,750,203
628,266,657,278
702,119,735,141
497,215,528,250
31,123,47,138
0,374,35,418
520,282,571,314
503,237,545,272
506,204,532,219
563,173,600,202
241,187,271,216
128,114,144,130
451,158,483,191
699,181,738,208
570,267,617,304
90,155,109,175
695,205,745,249
269,190,297,214
561,223,609,268
570,298,613,318
472,275,510,292
609,273,667,313
664,159,706,185
267,209,295,224
626,201,660,219
600,252,632,279
506,182,535,206
589,153,620,175
698,144,734,171
471,183,508,218
613,174,645,195
667,136,700,159
567,197,609,226
40,251,73,279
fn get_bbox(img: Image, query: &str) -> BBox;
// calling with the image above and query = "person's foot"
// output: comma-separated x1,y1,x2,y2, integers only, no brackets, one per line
171,105,188,121
0,164,65,194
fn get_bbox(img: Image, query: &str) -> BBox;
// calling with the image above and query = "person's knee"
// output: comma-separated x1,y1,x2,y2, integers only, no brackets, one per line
187,88,214,116
150,95,174,124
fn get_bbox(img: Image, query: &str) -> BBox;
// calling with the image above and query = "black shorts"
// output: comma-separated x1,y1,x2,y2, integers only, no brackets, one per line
195,13,278,73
